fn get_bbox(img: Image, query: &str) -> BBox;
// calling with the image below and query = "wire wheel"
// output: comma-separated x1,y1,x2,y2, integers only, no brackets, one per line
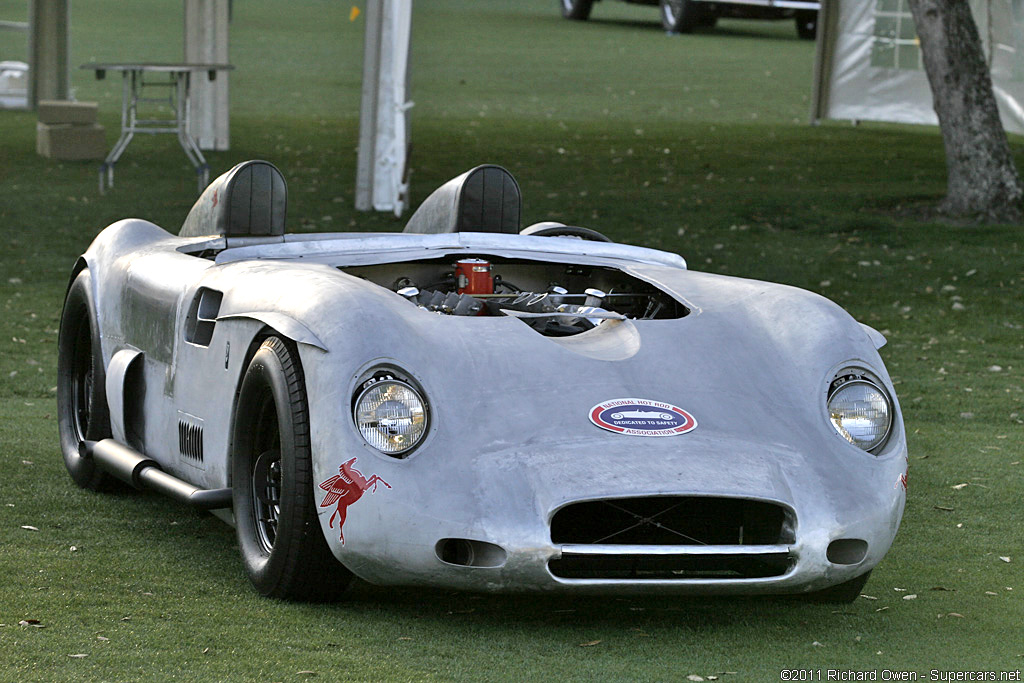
70,321,95,441
252,448,282,553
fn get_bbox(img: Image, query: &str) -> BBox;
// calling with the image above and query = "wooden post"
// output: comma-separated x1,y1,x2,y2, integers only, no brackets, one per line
184,0,230,151
27,0,69,109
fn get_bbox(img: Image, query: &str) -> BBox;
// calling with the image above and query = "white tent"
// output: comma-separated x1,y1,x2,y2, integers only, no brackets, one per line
812,0,1024,134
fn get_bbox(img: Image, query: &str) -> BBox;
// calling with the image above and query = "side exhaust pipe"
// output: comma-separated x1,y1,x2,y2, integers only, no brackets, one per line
80,439,232,510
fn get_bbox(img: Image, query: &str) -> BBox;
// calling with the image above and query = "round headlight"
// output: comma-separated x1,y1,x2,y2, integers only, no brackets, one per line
827,376,892,453
354,378,427,455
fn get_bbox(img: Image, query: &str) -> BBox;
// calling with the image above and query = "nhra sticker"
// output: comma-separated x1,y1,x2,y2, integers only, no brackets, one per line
589,398,697,437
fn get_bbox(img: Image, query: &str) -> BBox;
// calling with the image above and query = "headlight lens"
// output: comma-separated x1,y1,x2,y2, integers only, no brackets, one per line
354,378,427,455
827,376,892,452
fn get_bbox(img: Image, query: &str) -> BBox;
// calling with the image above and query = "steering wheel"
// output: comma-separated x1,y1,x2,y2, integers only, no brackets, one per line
520,223,613,242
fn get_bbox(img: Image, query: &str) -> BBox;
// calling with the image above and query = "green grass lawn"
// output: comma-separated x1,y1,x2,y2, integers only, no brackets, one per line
1,1,1022,680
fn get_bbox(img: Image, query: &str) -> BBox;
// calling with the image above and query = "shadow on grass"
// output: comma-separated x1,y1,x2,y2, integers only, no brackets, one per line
332,579,839,633
586,17,805,42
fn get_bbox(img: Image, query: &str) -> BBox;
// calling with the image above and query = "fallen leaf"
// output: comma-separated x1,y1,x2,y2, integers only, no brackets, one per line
933,506,955,512
579,640,602,647
930,587,954,592
860,594,878,600
812,641,824,647
97,636,109,642
999,557,1011,563
67,654,88,658
952,483,969,490
902,594,918,600
687,676,705,682
18,619,42,627
876,607,889,612
20,525,39,532
985,591,998,596
946,613,964,618
397,637,412,641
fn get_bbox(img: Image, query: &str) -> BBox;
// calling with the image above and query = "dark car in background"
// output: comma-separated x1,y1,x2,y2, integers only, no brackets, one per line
560,0,820,39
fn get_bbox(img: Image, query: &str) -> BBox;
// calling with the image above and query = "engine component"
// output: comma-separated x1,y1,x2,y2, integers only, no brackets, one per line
400,288,484,316
455,259,493,295
376,257,687,336
584,288,606,308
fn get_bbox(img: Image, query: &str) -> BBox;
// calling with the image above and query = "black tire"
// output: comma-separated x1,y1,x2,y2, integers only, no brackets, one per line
795,10,817,40
660,0,702,33
805,570,872,604
560,0,594,20
57,269,114,490
520,224,613,242
232,336,352,601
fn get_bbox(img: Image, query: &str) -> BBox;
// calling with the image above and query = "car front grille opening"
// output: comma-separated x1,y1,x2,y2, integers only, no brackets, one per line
550,496,794,546
549,553,793,580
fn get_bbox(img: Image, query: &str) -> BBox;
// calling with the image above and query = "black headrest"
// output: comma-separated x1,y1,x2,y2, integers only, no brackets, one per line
403,165,520,235
180,160,287,238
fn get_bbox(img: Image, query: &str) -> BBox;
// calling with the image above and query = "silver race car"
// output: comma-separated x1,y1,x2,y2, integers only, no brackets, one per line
58,161,906,602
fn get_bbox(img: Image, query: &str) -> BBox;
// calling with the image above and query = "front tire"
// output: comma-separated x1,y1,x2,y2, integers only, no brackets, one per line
232,336,352,601
57,269,113,490
660,0,702,33
560,0,594,20
795,10,817,40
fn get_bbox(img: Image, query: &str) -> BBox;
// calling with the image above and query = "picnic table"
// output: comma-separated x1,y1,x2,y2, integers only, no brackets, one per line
81,62,234,193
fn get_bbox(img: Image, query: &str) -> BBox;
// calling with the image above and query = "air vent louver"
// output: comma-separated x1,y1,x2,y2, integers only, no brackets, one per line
178,419,204,462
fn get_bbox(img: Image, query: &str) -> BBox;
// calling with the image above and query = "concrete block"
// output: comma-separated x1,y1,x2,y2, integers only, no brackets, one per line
37,122,107,160
37,100,98,125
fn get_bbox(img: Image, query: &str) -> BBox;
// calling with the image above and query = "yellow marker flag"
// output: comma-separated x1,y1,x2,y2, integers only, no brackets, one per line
350,6,361,21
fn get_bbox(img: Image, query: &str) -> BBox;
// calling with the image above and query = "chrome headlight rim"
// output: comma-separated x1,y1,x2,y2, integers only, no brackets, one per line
826,368,894,455
352,366,430,458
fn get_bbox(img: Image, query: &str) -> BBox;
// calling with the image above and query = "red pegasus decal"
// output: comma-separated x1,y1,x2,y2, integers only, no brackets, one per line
318,457,391,544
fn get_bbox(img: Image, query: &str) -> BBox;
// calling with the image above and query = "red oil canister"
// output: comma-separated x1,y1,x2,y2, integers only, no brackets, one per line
455,259,493,295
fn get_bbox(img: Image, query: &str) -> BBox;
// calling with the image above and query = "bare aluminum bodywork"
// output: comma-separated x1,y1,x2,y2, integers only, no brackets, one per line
77,219,906,596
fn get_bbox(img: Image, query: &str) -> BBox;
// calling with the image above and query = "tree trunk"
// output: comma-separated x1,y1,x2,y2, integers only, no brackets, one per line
907,0,1024,222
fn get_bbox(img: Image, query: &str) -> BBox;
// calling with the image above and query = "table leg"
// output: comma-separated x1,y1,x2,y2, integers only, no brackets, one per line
99,71,137,193
176,71,210,193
